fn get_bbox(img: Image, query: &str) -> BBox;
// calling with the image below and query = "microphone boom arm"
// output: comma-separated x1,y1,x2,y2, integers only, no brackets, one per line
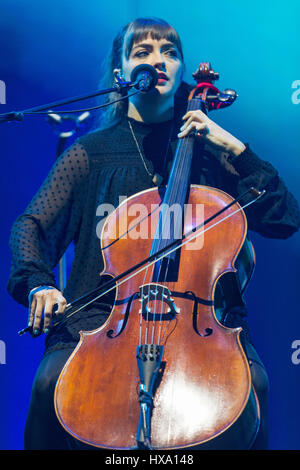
0,80,136,124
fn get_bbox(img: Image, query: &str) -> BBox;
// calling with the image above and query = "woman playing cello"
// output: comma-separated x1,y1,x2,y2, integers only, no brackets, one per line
7,17,300,450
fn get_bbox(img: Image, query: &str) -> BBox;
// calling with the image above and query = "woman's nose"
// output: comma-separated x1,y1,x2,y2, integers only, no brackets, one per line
150,53,166,71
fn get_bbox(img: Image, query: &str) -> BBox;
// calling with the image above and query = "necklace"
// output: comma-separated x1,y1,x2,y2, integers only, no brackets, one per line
128,119,173,187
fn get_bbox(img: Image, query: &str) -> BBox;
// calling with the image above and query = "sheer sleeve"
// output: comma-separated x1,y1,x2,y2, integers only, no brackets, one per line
226,145,300,238
7,141,89,306
206,144,300,239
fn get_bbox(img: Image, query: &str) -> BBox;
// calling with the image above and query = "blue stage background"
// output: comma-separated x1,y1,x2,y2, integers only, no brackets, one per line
0,0,299,450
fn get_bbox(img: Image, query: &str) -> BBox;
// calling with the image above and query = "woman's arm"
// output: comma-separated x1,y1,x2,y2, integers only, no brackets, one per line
7,142,89,308
179,110,300,238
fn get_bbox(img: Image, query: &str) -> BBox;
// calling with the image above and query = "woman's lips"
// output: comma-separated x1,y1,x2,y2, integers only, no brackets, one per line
157,73,168,84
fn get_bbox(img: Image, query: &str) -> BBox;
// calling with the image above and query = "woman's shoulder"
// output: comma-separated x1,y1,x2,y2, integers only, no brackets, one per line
76,118,131,155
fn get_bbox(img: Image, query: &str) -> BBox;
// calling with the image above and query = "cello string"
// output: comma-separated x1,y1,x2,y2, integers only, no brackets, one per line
140,121,178,346
152,99,200,344
155,142,188,344
140,248,155,346
144,124,187,345
150,102,196,346
155,99,196,345
143,97,199,346
149,110,192,345
53,190,263,329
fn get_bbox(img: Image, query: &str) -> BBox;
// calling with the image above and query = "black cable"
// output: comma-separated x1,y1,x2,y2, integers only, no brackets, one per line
20,90,140,116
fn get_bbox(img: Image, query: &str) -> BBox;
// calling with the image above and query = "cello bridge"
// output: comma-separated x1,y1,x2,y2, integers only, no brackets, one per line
138,283,180,320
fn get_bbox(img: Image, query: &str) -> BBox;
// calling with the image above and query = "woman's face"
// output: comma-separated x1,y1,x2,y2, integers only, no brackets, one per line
120,35,184,100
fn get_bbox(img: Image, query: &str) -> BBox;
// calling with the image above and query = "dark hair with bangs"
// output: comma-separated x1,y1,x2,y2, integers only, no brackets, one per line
94,17,189,129
121,17,184,64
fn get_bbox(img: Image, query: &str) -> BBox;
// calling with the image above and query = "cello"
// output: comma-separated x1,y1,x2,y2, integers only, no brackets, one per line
54,63,262,450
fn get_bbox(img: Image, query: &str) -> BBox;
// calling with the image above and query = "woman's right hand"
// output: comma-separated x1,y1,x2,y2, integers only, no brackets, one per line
28,287,67,336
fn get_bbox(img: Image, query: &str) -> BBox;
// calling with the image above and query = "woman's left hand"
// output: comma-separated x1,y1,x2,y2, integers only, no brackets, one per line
178,109,246,157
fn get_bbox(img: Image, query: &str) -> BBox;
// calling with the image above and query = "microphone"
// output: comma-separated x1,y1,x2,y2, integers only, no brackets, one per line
130,64,158,92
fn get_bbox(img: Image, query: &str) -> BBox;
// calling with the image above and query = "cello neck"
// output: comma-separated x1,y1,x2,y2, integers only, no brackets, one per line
149,98,201,259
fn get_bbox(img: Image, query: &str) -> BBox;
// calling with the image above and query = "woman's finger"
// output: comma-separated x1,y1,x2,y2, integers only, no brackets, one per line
43,296,55,334
182,110,207,122
55,296,67,316
180,115,195,130
27,296,37,328
32,297,45,335
178,121,207,138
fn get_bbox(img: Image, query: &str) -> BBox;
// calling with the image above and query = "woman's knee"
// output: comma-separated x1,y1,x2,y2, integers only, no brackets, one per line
31,349,73,402
250,360,269,402
243,342,269,399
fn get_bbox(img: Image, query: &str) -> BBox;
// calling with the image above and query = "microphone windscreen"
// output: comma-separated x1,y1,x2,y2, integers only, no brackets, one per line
130,64,158,91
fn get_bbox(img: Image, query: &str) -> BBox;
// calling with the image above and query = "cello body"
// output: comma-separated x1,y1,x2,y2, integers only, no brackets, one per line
54,185,260,450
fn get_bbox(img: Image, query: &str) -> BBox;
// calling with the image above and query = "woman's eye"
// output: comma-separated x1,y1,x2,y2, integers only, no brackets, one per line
165,49,178,57
133,48,178,59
